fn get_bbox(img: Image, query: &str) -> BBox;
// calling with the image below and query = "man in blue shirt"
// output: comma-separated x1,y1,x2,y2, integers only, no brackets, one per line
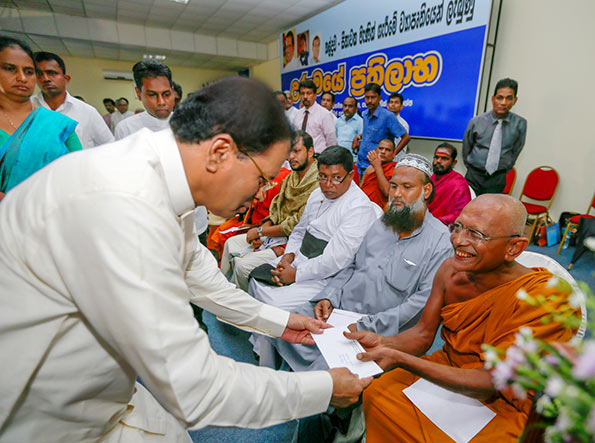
353,83,409,176
335,96,363,161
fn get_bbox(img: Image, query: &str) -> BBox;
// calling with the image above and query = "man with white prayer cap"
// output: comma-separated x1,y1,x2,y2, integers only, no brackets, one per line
260,153,452,371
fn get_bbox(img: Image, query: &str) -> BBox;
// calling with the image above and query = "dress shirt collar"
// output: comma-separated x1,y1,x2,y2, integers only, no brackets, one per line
32,90,76,113
340,113,360,123
152,128,195,216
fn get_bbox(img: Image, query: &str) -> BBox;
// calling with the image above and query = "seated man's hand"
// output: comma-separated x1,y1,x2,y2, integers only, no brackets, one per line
271,263,296,286
344,329,398,371
328,368,373,408
367,150,381,169
246,227,260,243
281,313,331,345
314,299,334,322
272,245,285,257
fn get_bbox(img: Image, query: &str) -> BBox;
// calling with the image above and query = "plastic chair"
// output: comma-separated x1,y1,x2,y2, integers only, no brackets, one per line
519,166,559,242
557,190,595,255
517,251,587,339
503,168,516,195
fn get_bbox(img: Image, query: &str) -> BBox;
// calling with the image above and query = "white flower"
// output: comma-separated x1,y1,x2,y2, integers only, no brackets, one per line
585,237,595,252
483,349,499,369
569,291,583,308
555,407,572,432
519,326,533,338
536,394,552,414
505,345,527,368
512,382,527,400
587,405,595,434
492,361,514,391
546,276,560,288
545,376,565,398
516,289,529,301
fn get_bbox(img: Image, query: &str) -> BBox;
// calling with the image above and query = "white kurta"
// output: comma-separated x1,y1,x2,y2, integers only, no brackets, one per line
249,183,378,311
0,128,332,442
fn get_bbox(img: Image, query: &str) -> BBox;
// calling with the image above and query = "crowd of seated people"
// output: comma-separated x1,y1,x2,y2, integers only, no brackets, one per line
0,32,582,443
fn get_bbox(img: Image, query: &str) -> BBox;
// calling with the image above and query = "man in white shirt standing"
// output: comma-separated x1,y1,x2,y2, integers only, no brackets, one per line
291,79,337,154
115,60,175,140
32,52,114,149
111,97,134,131
0,77,369,442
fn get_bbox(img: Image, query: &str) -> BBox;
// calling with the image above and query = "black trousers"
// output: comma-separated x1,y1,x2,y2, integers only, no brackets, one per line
465,166,507,195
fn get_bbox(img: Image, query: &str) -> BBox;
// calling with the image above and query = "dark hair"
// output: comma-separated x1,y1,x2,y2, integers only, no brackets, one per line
435,142,457,161
132,60,172,90
170,77,292,155
298,34,306,43
273,90,285,99
424,174,436,203
172,81,182,99
321,91,335,104
103,98,115,106
343,96,357,105
318,146,353,173
116,97,129,104
388,92,403,104
494,78,518,97
33,51,66,74
74,95,85,102
299,79,317,93
0,36,34,64
292,130,313,151
364,83,382,96
313,36,320,42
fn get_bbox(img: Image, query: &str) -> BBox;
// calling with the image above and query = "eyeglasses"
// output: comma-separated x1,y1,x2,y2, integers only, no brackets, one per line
237,146,276,192
317,172,350,185
448,222,520,243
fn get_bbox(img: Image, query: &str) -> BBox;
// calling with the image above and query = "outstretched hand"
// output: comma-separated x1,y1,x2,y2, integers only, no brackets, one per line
343,329,399,370
281,313,331,345
328,368,373,408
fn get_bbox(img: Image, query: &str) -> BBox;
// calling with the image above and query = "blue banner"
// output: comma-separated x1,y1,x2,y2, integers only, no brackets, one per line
280,0,491,141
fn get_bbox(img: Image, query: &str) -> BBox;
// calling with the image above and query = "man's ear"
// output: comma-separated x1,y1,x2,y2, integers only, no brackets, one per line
452,159,458,167
505,237,529,262
203,134,236,174
64,74,71,84
135,87,141,101
423,182,433,200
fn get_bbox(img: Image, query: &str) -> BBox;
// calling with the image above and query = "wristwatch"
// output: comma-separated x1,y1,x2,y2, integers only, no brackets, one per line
257,226,264,238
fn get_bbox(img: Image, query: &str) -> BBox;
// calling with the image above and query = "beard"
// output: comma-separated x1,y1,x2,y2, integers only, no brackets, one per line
382,192,426,233
432,164,453,176
291,157,309,172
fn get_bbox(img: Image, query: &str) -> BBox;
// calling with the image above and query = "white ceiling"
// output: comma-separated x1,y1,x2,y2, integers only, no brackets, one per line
0,0,344,69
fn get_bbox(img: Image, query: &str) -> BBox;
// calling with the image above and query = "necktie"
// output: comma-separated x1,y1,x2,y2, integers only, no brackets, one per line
485,120,502,175
301,110,309,131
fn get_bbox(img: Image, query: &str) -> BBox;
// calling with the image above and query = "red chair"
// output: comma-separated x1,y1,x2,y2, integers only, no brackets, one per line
557,190,595,255
519,166,559,242
503,168,516,195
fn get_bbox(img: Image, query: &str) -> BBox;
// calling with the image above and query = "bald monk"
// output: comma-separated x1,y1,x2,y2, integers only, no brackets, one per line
360,138,397,208
347,194,580,442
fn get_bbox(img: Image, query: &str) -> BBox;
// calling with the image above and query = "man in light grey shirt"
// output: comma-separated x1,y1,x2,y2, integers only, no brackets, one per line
261,154,453,371
463,78,527,195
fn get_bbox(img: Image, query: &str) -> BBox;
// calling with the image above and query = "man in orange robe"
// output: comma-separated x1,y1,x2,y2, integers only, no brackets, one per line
360,138,396,209
347,194,580,442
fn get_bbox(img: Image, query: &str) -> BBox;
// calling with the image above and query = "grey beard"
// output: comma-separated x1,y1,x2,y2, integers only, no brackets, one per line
382,195,425,233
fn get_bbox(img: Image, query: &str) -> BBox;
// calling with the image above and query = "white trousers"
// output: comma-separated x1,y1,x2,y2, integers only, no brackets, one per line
221,234,277,291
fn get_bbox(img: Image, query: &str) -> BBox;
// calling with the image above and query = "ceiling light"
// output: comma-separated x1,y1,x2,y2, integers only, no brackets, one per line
143,54,167,60
169,0,189,4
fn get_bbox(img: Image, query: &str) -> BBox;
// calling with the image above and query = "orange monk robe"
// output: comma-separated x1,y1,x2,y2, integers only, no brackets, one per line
360,162,396,209
207,168,291,256
363,268,580,443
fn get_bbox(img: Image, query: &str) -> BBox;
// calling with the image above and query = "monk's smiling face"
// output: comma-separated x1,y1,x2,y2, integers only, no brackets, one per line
451,195,528,273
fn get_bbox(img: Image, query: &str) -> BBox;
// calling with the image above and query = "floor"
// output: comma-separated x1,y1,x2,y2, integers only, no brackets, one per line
190,243,593,442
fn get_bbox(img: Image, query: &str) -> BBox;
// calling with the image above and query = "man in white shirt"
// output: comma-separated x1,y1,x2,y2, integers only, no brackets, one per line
388,92,410,160
0,77,370,442
284,90,298,122
31,51,114,149
291,80,337,154
111,97,134,131
115,60,175,140
248,146,378,312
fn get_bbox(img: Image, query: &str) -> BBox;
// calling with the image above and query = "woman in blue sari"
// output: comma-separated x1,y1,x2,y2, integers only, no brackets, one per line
0,36,81,200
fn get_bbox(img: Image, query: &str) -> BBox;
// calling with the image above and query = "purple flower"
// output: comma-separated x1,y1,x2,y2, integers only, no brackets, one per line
492,361,514,390
505,345,527,368
545,354,560,367
572,341,595,380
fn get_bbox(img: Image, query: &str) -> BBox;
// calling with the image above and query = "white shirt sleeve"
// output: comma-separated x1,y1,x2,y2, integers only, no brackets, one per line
45,193,333,430
88,106,115,147
114,121,129,141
